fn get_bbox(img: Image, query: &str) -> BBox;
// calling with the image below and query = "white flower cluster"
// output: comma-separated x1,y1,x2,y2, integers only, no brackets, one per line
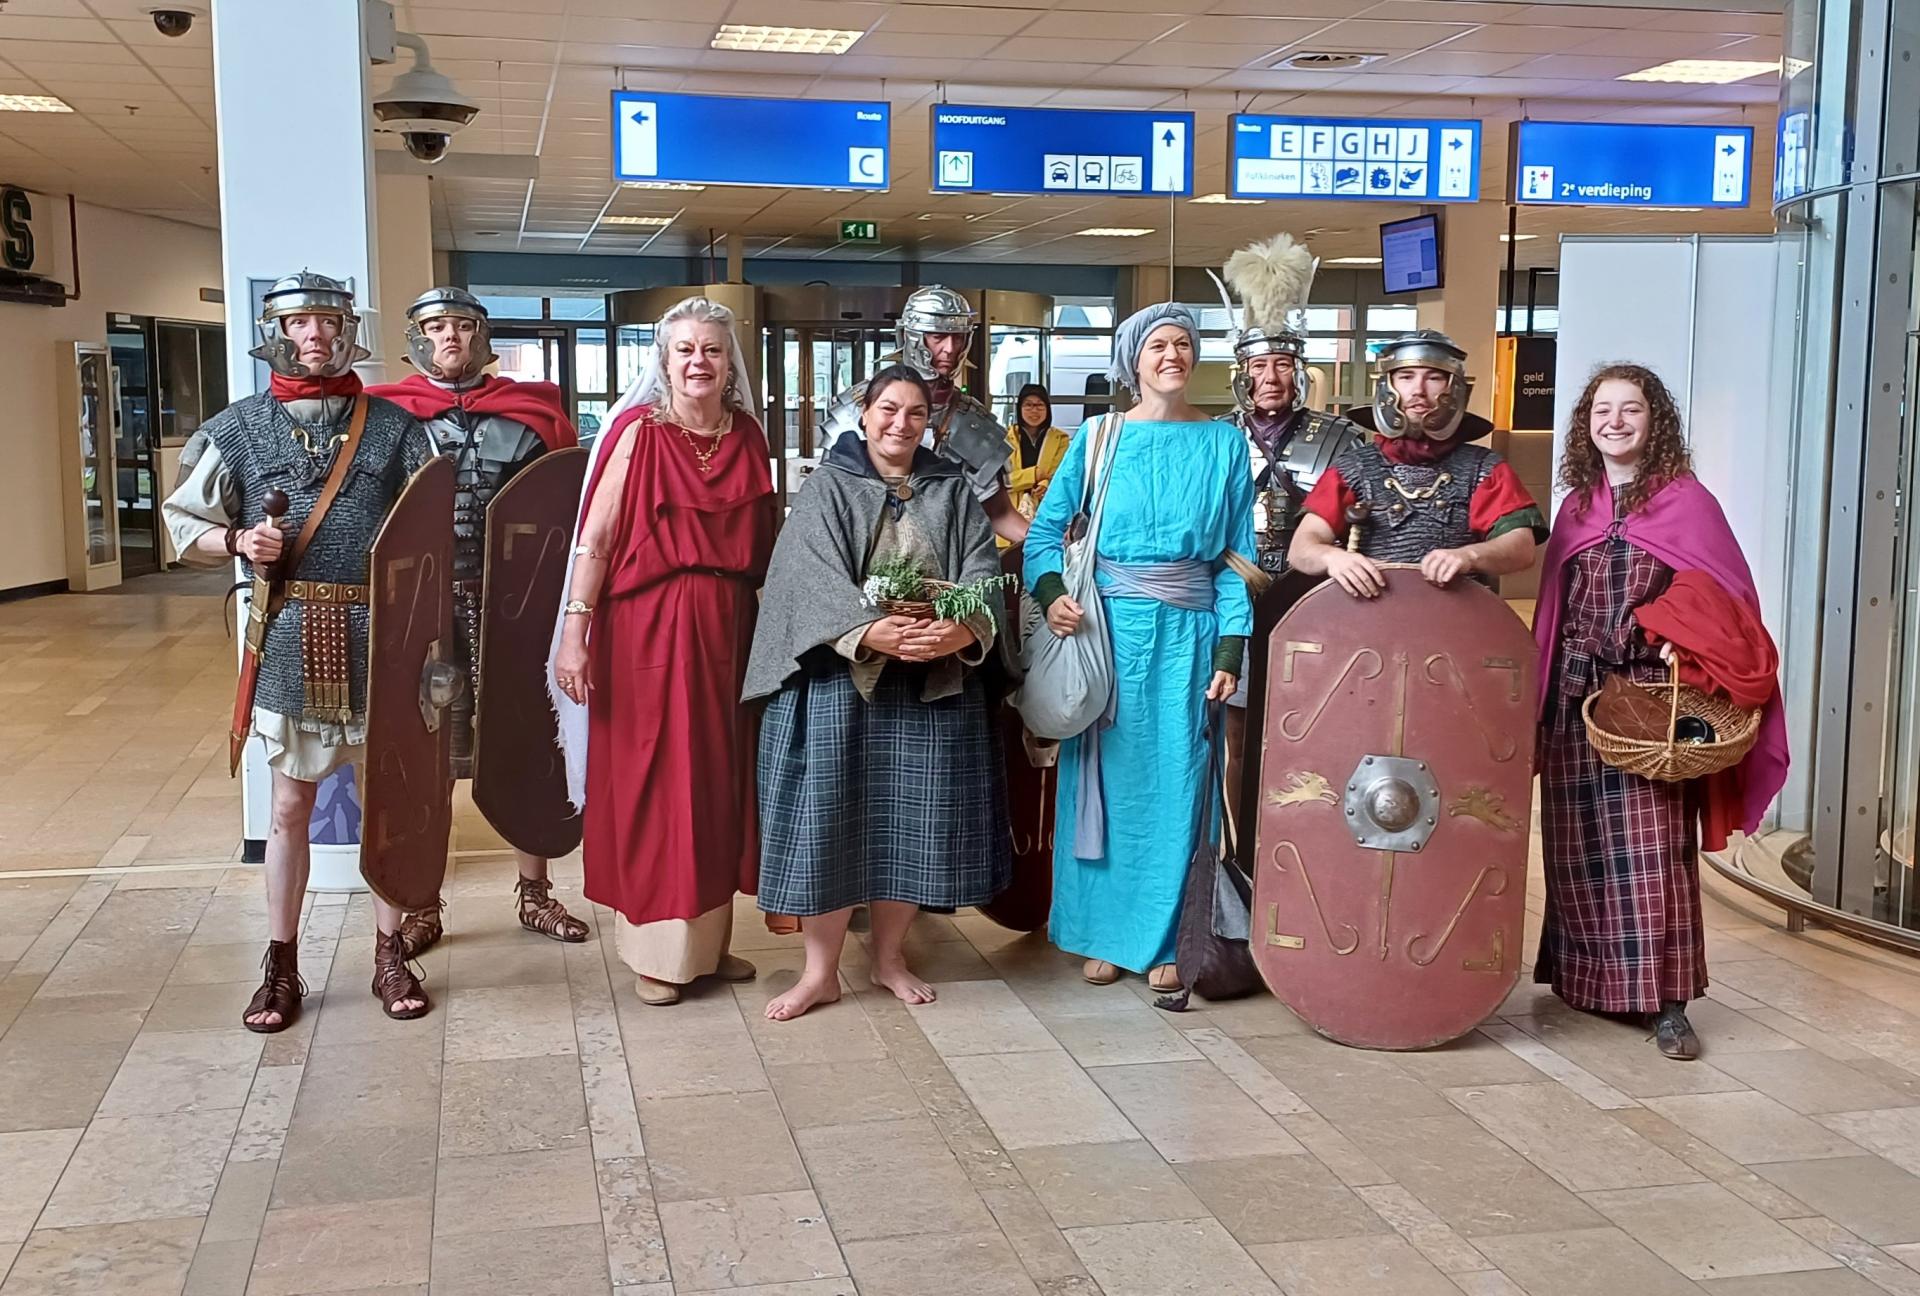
860,575,886,607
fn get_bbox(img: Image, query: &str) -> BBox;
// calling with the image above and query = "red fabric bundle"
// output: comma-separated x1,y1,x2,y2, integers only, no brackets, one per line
1633,570,1779,710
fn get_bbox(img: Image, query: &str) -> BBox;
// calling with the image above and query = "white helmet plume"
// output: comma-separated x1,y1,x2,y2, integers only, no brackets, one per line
1224,232,1318,334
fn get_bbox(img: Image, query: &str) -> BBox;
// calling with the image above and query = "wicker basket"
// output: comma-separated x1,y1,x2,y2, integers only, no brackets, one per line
875,578,955,620
1582,663,1762,783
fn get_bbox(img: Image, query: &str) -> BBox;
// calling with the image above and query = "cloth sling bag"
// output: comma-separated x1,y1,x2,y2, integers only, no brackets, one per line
1016,412,1123,741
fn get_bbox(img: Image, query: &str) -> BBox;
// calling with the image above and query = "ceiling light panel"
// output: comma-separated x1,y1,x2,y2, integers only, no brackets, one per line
601,215,675,227
710,25,863,55
1191,194,1264,205
1327,256,1383,265
0,94,75,113
1075,227,1155,237
1619,59,1781,84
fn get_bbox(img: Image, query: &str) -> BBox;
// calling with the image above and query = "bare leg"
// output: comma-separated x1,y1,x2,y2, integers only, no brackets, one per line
248,772,318,1029
765,908,851,1022
867,899,934,1005
370,889,426,1015
514,848,547,882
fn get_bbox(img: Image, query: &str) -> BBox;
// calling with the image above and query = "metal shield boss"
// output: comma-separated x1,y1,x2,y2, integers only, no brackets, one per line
1252,567,1538,1049
472,446,588,859
363,457,457,913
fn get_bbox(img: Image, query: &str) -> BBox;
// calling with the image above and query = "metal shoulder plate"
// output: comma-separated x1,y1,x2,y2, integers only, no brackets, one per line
1276,410,1366,492
936,392,1012,489
818,381,867,446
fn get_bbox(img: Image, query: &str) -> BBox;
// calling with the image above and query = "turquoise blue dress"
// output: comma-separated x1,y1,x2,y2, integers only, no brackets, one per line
1026,417,1255,972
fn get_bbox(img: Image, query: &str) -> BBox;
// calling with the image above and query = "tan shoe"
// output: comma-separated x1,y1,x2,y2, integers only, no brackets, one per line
1148,964,1182,993
634,976,681,1006
1083,959,1121,985
713,954,757,983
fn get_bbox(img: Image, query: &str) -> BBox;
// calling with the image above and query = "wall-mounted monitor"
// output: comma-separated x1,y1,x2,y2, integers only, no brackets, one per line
1380,213,1443,295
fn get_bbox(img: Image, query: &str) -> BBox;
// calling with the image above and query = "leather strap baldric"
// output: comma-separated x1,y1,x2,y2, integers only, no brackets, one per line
271,396,369,608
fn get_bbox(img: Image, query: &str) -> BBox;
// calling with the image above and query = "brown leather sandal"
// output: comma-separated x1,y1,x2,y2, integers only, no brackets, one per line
242,939,306,1034
397,899,445,960
371,929,431,1020
516,876,589,943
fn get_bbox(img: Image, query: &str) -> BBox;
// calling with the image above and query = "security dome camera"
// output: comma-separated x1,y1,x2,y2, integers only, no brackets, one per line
371,34,477,166
144,6,202,37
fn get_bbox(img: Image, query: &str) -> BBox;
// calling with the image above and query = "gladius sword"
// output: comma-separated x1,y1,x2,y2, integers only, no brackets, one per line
229,488,290,775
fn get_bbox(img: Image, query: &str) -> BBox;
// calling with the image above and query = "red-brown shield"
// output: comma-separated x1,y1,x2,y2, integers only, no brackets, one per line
979,543,1054,932
473,446,587,859
1251,566,1537,1050
363,457,456,913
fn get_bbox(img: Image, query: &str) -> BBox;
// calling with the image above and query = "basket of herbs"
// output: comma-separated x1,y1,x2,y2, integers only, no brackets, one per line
862,553,1014,625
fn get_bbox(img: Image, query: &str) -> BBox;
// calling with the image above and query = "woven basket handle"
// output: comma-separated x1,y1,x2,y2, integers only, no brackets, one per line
1664,659,1681,752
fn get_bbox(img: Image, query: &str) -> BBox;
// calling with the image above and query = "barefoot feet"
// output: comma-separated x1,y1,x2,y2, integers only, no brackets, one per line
870,958,936,1005
765,973,841,1021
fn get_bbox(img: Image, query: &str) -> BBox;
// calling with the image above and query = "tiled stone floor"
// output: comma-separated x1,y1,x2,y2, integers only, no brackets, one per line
9,574,1920,1294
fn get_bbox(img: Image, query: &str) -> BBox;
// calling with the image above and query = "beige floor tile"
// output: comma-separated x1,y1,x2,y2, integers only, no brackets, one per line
1242,1037,1455,1125
0,1128,82,1242
1474,1226,1700,1296
1710,1049,1920,1116
639,1092,809,1203
428,1221,614,1295
438,1053,590,1158
621,998,770,1100
1341,1114,1604,1237
1177,1153,1390,1246
1697,1273,1886,1295
38,1108,237,1229
1159,992,1316,1041
844,1230,1039,1296
671,1282,854,1295
1090,1061,1305,1164
1352,1183,1492,1273
904,981,1061,1058
1011,1140,1206,1229
1818,1108,1920,1176
1064,1217,1278,1296
1041,1006,1204,1068
742,990,889,1068
1444,1082,1701,1191
269,1119,438,1210
433,1147,602,1238
659,1189,846,1290
795,1117,995,1241
165,941,269,987
249,1196,433,1296
138,980,259,1033
443,983,578,1063
1684,1000,1804,1055
597,1156,669,1288
1476,1022,1638,1111
292,1036,441,1130
1583,1181,1841,1280
199,1157,276,1245
1645,1091,1863,1164
1247,1234,1461,1296
766,1058,925,1130
1508,1010,1750,1099
945,1051,1136,1150
445,938,569,990
1385,1032,1554,1089
94,1028,262,1117
0,1215,201,1295
1277,1112,1395,1187
978,1182,1091,1283
1750,1156,1920,1247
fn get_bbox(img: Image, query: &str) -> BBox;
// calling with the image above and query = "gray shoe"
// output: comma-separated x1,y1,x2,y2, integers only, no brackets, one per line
1653,1002,1699,1061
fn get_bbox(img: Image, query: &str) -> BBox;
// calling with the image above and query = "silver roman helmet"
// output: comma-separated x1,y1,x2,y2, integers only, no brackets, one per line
404,286,495,382
1372,329,1473,441
1213,233,1318,413
897,285,975,376
249,271,369,378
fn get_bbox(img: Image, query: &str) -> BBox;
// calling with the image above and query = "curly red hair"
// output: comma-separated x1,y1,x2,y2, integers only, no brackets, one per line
1559,363,1692,516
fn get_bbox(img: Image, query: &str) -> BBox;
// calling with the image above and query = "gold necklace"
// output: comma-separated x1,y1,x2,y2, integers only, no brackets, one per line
669,405,731,472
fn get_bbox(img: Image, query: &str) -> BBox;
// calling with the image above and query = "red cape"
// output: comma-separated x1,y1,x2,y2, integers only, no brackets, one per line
365,372,578,451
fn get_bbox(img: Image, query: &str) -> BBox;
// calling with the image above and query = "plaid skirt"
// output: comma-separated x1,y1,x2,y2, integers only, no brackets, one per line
756,664,1012,916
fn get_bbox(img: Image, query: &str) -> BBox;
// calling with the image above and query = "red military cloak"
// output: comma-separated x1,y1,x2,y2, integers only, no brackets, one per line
366,372,578,451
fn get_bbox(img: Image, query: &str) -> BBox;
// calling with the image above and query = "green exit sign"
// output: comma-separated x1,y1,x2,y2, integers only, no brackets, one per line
840,220,879,244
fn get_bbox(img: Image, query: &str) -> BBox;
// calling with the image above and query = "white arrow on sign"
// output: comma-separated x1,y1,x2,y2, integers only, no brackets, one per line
618,99,659,179
1150,120,1186,192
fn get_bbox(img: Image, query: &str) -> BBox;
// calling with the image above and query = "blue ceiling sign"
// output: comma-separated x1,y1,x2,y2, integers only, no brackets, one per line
611,91,890,190
928,104,1194,197
1511,121,1753,208
1228,115,1481,202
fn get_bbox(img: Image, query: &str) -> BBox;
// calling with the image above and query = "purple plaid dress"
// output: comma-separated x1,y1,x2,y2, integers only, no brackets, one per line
1536,520,1707,1012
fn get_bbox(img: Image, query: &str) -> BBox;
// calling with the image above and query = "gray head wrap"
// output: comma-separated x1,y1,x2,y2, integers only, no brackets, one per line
1107,302,1200,395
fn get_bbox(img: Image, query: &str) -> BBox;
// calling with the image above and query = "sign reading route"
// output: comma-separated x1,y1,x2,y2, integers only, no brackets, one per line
1511,121,1753,209
612,91,890,191
1229,115,1482,202
929,104,1194,197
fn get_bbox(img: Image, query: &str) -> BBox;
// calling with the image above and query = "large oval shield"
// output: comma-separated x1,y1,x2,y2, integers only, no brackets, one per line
980,544,1054,932
363,457,456,913
1252,567,1537,1050
474,446,587,859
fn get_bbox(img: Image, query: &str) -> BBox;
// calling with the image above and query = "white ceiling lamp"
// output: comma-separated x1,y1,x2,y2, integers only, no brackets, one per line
1499,233,1538,242
1619,59,1780,84
1191,194,1264,205
711,24,863,55
602,215,675,228
0,94,74,113
1327,256,1383,265
623,181,705,192
1272,51,1384,71
1075,227,1155,237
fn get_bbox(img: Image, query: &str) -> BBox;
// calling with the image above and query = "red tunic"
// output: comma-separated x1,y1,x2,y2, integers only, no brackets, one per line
582,406,776,925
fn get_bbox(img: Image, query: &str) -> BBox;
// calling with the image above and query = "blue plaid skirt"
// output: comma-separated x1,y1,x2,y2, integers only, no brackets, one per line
756,664,1012,916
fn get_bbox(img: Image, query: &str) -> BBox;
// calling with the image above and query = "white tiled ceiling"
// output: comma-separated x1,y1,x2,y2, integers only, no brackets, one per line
0,0,1781,269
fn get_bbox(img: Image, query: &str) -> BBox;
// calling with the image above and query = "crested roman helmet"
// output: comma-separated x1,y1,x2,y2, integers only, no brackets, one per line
1213,232,1318,414
897,284,975,377
404,286,496,382
1372,328,1473,441
248,271,369,379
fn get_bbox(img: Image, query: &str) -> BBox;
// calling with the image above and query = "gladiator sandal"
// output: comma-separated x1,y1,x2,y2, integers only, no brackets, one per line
397,898,445,960
242,939,306,1034
371,929,431,1020
515,876,590,944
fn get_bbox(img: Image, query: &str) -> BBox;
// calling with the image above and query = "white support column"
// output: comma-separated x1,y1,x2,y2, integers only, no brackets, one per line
375,172,434,378
1416,201,1502,419
213,0,382,891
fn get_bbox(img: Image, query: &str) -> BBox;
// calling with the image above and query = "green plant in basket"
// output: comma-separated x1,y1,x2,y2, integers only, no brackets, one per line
862,554,1014,628
933,572,1015,625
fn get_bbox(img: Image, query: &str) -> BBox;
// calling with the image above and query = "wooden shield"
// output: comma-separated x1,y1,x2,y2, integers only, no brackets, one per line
1251,567,1537,1050
1232,569,1317,875
363,457,456,913
473,446,587,859
979,544,1054,931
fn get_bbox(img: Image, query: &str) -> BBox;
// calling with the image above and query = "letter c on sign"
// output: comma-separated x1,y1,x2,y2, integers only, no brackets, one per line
0,187,33,273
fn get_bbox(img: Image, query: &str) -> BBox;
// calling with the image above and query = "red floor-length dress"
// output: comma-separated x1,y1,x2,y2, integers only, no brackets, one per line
582,406,775,980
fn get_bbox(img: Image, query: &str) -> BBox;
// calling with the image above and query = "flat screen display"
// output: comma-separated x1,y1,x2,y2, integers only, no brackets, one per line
1380,214,1443,295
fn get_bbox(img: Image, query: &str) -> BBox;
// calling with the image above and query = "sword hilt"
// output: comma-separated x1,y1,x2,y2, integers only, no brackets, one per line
1344,501,1372,553
260,488,291,577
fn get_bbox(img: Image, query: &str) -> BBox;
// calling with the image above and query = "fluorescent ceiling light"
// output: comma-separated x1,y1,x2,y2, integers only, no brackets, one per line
1619,59,1779,84
1327,256,1382,265
1191,193,1264,205
1499,233,1538,242
711,24,862,54
622,181,705,191
601,215,674,228
0,94,73,113
1075,227,1154,237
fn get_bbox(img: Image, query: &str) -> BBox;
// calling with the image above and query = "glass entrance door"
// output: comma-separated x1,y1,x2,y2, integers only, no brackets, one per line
492,327,573,406
762,324,893,498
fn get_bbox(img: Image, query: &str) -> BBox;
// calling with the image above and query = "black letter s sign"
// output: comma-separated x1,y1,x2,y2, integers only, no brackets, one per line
1,188,35,272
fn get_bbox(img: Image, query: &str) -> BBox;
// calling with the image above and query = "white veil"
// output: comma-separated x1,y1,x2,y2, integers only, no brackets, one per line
545,294,762,811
